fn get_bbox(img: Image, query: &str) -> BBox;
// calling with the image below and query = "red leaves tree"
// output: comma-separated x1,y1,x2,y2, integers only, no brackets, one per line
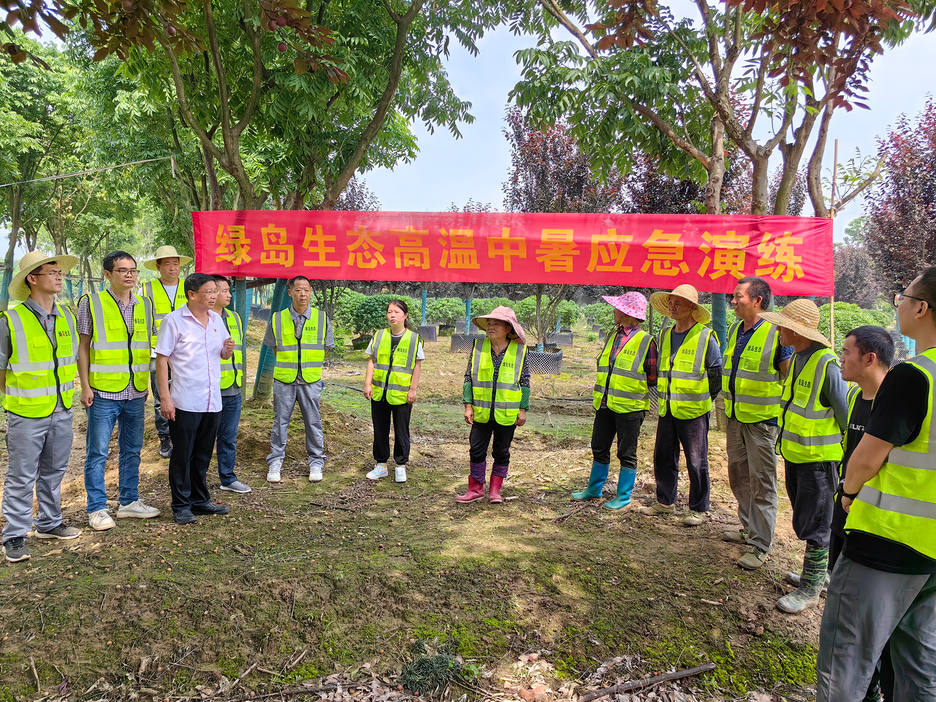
863,97,936,290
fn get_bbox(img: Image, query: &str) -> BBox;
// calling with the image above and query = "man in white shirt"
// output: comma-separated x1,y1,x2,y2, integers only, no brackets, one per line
155,273,235,525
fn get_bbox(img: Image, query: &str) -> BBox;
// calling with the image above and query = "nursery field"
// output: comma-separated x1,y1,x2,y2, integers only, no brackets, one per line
0,323,824,701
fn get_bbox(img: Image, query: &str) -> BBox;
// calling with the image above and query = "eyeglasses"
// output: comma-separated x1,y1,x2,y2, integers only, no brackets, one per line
113,268,139,277
894,293,930,309
32,270,64,279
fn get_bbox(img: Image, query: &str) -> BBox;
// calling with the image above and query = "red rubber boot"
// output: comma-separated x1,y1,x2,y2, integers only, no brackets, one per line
488,476,504,504
456,476,485,503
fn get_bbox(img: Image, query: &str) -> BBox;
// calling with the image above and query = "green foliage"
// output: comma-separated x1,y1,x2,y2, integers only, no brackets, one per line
470,297,512,317
426,297,465,325
558,300,580,328
582,302,615,330
818,302,895,355
402,639,472,696
586,331,598,342
349,294,419,336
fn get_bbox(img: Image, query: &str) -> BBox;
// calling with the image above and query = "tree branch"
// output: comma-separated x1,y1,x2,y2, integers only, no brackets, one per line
234,0,266,136
535,0,597,58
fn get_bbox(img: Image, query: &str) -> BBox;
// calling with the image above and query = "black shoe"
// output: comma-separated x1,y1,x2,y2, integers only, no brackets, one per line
3,537,30,562
174,509,198,525
159,436,173,459
191,503,230,516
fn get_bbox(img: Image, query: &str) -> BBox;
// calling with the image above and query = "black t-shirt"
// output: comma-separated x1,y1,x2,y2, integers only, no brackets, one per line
832,396,872,537
843,362,935,574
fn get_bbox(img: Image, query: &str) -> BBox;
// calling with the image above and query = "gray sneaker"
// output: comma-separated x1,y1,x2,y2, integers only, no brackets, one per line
35,523,82,540
220,481,252,494
3,537,30,562
116,500,161,519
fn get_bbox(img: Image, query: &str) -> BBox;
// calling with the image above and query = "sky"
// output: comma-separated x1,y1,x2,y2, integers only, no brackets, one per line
364,23,936,242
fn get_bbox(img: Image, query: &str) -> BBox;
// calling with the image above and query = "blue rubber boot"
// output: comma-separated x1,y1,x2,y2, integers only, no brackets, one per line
603,467,637,510
571,461,609,500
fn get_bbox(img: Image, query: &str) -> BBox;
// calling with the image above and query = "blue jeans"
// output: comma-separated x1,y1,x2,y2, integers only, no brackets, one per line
84,393,145,513
217,393,242,486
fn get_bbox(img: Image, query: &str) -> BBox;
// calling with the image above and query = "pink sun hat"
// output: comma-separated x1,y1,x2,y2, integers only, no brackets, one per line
601,292,648,321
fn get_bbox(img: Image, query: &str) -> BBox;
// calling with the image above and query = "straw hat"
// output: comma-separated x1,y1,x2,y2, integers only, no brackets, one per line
472,305,527,345
143,245,193,271
648,284,712,324
758,299,830,347
8,251,79,302
602,292,647,321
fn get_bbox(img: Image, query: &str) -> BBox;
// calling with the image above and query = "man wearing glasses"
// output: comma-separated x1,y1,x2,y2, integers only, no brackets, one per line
1,252,83,562
818,267,936,701
77,251,161,531
141,245,192,460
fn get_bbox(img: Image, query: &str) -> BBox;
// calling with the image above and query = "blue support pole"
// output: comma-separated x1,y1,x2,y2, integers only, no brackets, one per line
0,267,12,312
78,280,84,299
65,277,74,302
711,292,728,351
555,318,561,334
464,297,472,335
253,279,289,401
99,279,106,292
421,289,428,325
233,278,249,398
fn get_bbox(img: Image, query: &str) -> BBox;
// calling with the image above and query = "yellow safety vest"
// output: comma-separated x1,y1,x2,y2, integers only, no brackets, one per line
723,320,783,422
470,338,527,426
778,348,843,463
220,309,244,390
2,303,77,418
85,291,152,393
143,279,187,346
272,307,326,384
593,329,652,413
846,350,936,560
658,323,713,420
372,328,420,405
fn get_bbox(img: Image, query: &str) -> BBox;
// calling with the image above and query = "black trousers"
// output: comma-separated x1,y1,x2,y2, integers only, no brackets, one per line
784,460,837,549
371,397,412,465
168,409,222,513
469,418,516,466
653,412,710,512
591,408,645,467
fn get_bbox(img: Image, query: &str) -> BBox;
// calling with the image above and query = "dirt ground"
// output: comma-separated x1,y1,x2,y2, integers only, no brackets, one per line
0,323,822,701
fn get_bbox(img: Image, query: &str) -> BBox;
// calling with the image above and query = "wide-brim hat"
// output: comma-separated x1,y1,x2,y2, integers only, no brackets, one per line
602,292,647,322
144,245,193,271
758,299,830,347
648,284,711,324
9,251,79,302
472,305,527,345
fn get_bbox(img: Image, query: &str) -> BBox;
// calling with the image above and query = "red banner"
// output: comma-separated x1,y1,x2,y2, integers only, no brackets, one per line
193,211,833,295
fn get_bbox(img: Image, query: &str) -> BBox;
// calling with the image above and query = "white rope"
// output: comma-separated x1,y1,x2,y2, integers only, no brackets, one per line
0,156,173,189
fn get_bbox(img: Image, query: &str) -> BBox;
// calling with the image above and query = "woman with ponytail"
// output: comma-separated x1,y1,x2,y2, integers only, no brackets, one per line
363,300,424,483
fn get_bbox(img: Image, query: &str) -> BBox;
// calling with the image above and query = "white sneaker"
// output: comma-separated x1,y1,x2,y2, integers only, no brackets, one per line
366,463,389,480
267,463,282,483
89,509,116,531
308,464,323,482
220,480,252,494
395,465,407,483
117,500,161,519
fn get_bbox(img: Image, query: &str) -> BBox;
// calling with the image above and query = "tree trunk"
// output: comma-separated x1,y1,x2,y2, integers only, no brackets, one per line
535,283,544,350
807,102,836,218
1,188,23,311
750,154,770,215
705,118,726,215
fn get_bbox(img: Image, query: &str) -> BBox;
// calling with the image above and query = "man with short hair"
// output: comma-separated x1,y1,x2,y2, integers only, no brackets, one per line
758,299,848,614
1,252,83,562
156,273,235,525
210,275,250,494
263,276,334,483
639,284,723,526
818,268,936,701
721,276,793,570
77,251,161,531
141,245,192,459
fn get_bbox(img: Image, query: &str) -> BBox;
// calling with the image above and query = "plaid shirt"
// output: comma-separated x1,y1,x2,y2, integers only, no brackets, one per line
600,325,658,410
77,291,150,401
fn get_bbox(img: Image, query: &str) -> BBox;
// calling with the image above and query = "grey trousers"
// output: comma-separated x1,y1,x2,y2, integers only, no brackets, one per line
150,360,170,439
2,410,74,542
267,380,324,469
726,417,779,551
817,555,936,701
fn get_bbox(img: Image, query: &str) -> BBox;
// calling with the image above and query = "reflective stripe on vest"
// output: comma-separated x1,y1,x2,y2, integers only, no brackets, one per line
846,350,936,559
86,292,152,393
471,338,526,426
658,324,713,419
2,304,78,417
143,279,187,346
722,320,783,422
593,330,651,413
220,309,244,390
372,328,420,405
778,348,844,463
272,307,326,384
